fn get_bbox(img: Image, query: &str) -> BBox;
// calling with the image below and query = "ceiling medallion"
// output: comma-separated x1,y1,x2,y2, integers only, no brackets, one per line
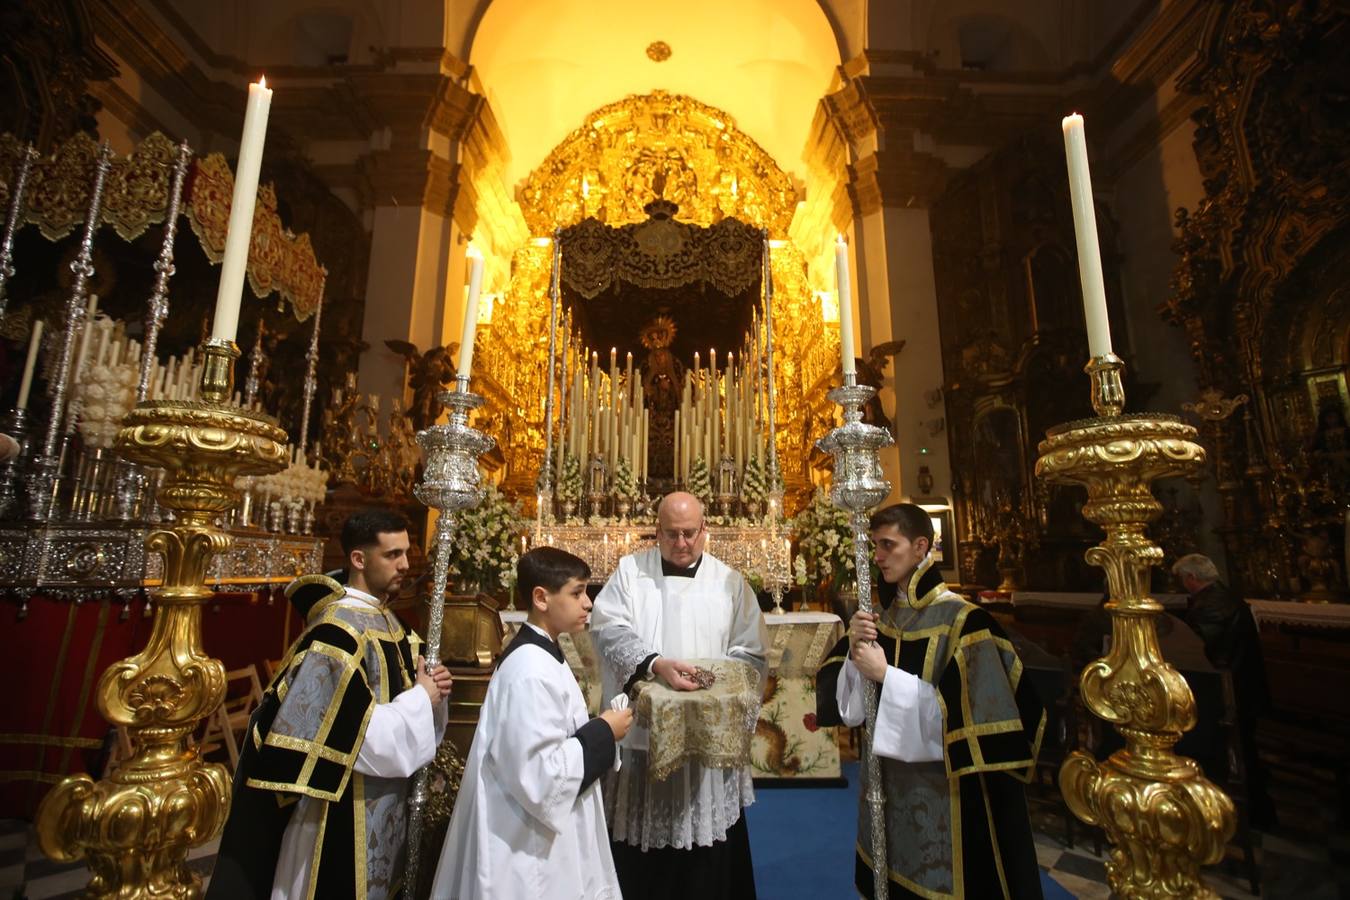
646,41,672,62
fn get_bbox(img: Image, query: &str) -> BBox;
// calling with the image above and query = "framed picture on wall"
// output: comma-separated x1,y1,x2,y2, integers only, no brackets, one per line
914,499,954,572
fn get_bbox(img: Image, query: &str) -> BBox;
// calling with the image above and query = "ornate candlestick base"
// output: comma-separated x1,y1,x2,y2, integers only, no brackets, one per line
35,340,287,899
1036,357,1234,899
817,377,894,900
405,378,495,899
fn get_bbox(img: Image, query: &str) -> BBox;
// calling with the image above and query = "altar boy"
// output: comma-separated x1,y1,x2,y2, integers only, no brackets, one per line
430,547,632,900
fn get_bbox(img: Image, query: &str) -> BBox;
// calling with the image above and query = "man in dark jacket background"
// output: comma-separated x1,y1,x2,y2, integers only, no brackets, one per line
1172,553,1276,828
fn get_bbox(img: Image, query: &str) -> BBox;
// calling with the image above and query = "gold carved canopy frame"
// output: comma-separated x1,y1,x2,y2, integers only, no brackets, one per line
472,93,838,507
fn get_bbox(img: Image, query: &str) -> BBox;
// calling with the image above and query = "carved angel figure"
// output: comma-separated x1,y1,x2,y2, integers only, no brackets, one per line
385,339,459,432
853,339,907,432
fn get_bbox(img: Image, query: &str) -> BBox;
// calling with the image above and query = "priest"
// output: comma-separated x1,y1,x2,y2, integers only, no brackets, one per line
591,491,768,899
206,510,451,900
816,503,1045,899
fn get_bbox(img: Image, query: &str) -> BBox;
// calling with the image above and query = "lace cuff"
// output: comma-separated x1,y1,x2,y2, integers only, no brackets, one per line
593,625,654,691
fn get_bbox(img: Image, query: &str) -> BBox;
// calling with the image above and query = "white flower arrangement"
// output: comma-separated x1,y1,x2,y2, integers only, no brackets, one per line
740,455,767,503
613,457,640,500
449,484,525,593
557,453,583,504
791,488,855,591
688,456,713,507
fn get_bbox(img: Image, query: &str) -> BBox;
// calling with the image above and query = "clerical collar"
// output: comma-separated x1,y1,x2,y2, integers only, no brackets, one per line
343,585,385,608
500,621,565,665
661,555,703,578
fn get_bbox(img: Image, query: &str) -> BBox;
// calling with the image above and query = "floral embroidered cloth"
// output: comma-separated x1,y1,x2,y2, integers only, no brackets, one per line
632,658,761,782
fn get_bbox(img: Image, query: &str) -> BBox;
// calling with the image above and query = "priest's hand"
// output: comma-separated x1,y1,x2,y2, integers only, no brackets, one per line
415,655,453,705
849,610,879,650
600,707,635,741
651,656,701,691
851,640,888,683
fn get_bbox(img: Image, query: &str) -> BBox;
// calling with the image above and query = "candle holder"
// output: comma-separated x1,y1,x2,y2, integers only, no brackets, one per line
28,142,114,522
404,375,495,897
1035,360,1234,897
35,338,288,898
587,453,609,518
0,407,31,518
0,143,38,320
816,373,893,900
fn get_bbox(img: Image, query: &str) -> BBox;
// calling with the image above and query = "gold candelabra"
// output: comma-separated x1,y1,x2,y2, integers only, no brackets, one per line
35,339,288,899
1035,354,1235,898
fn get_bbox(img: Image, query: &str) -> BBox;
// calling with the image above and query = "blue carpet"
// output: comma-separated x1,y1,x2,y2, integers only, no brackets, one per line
747,762,1075,898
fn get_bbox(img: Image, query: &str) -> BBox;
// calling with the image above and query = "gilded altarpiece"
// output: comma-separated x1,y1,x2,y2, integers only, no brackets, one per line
931,135,1132,591
474,93,837,506
1165,0,1350,599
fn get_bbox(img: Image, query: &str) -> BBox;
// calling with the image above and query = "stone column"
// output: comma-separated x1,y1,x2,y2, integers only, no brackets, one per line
350,73,476,427
848,143,955,540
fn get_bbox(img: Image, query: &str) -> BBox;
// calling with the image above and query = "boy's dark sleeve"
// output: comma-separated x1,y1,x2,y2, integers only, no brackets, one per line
815,635,852,727
571,717,616,793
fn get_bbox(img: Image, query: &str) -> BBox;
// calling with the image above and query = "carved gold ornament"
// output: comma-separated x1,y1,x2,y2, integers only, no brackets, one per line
36,340,287,899
477,94,835,507
1036,402,1235,898
640,315,677,350
646,41,672,62
517,91,798,236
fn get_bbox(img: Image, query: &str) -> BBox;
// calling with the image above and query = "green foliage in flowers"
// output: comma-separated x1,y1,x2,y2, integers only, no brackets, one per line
791,488,855,593
449,484,525,594
687,456,713,507
613,457,640,500
740,455,767,504
557,453,583,503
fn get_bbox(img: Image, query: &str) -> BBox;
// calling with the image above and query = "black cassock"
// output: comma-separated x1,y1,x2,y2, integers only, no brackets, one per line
816,558,1046,900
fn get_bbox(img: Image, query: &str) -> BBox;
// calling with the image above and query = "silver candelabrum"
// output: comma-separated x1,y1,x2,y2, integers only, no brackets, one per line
404,375,495,897
816,374,894,900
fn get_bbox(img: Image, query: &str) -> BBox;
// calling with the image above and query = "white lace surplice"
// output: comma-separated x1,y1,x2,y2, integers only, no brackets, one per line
591,548,768,851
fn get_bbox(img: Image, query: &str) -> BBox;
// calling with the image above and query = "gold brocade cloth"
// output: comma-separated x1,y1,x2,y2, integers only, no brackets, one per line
632,658,761,782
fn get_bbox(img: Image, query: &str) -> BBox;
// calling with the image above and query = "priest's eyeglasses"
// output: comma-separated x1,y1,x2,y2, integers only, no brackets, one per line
659,525,704,543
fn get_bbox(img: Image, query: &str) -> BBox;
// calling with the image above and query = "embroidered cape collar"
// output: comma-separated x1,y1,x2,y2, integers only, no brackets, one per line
899,553,948,611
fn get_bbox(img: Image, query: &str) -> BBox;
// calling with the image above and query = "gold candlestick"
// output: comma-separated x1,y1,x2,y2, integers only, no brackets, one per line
36,338,287,899
1035,355,1234,898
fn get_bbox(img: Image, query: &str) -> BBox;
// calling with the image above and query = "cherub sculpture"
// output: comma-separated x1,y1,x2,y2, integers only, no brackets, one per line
384,339,459,432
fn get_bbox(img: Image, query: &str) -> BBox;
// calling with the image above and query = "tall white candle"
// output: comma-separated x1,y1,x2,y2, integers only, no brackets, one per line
457,249,485,379
835,236,857,376
1061,114,1113,357
212,77,273,343
15,320,44,410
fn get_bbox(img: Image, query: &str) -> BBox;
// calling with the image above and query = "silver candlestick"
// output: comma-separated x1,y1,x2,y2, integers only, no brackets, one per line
114,139,192,522
404,375,495,897
0,144,38,321
297,295,324,459
29,141,114,521
816,373,894,900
